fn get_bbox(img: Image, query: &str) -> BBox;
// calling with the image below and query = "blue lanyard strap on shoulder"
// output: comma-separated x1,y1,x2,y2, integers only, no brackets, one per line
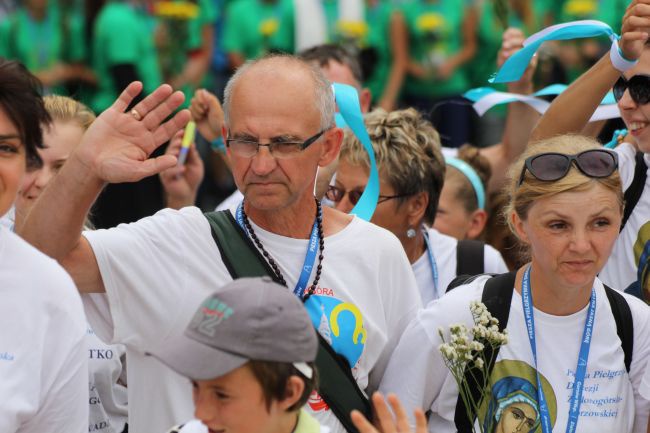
521,266,596,433
422,227,439,299
236,202,320,299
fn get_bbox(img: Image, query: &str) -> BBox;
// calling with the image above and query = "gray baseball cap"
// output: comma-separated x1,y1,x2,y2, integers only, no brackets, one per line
147,277,319,380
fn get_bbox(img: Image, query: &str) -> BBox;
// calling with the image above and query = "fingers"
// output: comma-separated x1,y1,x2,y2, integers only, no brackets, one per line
373,392,398,433
111,82,143,113
414,409,427,433
165,130,185,156
350,410,378,433
136,154,177,180
153,109,191,147
130,84,173,119
190,89,208,121
142,90,186,131
387,394,411,432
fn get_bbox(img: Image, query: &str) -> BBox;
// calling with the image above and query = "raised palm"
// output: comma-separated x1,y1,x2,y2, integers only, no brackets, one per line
76,82,191,183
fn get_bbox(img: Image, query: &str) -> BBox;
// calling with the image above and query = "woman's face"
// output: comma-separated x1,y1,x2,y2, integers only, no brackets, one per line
192,365,290,433
15,121,83,221
618,49,650,153
334,159,412,242
0,106,26,217
513,183,621,292
497,402,537,433
434,178,473,239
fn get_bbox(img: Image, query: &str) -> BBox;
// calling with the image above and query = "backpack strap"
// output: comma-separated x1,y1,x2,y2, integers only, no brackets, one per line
454,272,516,432
456,239,485,276
603,285,634,373
621,152,647,232
204,210,372,433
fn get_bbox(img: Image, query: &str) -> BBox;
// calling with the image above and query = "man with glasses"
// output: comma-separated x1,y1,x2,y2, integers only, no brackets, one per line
19,54,421,433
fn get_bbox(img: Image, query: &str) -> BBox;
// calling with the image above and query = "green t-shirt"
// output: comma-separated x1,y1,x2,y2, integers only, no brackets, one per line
92,2,162,113
222,0,294,60
465,1,543,89
2,6,85,72
555,0,627,81
364,1,394,103
402,0,469,98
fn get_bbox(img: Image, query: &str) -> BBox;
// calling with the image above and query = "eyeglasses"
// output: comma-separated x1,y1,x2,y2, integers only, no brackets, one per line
325,185,412,206
518,149,618,186
226,129,327,159
613,75,650,105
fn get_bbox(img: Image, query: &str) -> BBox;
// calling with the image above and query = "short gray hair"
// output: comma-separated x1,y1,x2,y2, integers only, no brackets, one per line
223,54,336,131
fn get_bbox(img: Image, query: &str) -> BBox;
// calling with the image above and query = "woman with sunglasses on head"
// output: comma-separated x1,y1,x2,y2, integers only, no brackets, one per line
530,1,650,297
330,108,507,305
379,134,650,433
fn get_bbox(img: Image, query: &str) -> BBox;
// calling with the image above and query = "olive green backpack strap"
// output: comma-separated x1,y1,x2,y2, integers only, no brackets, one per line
204,210,372,433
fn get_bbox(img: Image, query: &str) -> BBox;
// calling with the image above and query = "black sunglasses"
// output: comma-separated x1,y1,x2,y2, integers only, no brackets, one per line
613,75,650,105
518,149,618,186
325,185,411,206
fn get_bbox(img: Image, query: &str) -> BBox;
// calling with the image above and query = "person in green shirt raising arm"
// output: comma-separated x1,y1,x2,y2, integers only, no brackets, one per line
90,0,162,113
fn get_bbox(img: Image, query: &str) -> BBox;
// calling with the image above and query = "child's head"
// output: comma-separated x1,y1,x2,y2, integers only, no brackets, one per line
149,277,318,433
434,145,490,240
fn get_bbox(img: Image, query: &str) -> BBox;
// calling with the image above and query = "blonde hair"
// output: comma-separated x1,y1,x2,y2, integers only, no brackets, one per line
340,108,445,222
504,135,623,237
447,144,491,213
43,95,96,131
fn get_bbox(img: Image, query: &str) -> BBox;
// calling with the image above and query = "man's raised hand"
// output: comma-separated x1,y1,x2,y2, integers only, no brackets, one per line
75,82,191,184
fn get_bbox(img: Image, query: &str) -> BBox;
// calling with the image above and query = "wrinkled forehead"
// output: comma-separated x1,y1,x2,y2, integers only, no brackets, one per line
228,67,322,135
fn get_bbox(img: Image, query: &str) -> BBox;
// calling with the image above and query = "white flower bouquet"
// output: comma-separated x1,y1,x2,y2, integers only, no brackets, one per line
438,300,509,433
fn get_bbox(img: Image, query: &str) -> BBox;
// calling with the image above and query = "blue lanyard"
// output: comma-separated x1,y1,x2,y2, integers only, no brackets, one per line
236,202,320,298
422,228,439,299
521,266,596,433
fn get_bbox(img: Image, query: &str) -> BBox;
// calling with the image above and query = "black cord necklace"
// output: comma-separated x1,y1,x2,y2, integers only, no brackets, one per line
240,198,325,302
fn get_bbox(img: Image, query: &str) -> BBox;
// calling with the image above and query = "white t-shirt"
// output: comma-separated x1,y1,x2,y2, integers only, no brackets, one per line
84,206,422,433
379,275,650,433
84,310,128,433
412,227,509,305
215,189,244,211
0,206,14,229
0,226,88,433
599,143,650,291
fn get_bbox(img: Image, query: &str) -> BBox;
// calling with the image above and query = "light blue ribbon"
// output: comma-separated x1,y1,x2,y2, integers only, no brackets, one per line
490,20,618,83
332,83,379,221
445,157,486,210
464,84,615,108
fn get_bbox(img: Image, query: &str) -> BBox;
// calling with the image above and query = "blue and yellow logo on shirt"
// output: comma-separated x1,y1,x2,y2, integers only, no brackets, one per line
305,291,366,368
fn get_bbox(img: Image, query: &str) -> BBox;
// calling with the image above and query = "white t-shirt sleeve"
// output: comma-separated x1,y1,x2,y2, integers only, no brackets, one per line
83,207,222,352
378,277,485,430
615,142,638,191
366,232,422,393
625,294,650,432
483,244,509,274
0,230,88,433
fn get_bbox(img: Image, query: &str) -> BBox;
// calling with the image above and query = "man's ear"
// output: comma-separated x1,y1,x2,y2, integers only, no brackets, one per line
465,209,488,240
359,88,372,113
319,127,344,168
278,376,305,411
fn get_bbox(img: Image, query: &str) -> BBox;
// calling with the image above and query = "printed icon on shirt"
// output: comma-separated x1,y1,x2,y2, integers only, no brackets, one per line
305,290,366,369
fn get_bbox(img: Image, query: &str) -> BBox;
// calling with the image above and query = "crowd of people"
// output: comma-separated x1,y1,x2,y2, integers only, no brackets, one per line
3,1,650,433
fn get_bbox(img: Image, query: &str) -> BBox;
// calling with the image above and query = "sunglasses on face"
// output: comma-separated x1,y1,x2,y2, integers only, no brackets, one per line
613,75,650,105
518,149,618,187
325,185,411,206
